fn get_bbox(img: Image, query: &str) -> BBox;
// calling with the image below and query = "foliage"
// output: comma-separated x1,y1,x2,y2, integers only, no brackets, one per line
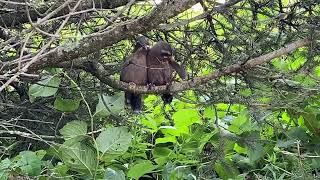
0,0,320,179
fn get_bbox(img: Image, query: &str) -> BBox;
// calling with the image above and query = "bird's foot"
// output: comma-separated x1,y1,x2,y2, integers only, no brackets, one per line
148,83,156,90
128,82,137,89
133,109,143,114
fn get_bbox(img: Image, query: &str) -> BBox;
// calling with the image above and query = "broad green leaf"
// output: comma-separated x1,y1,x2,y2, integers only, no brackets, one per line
127,160,156,179
28,75,61,101
54,97,81,112
0,158,11,170
60,142,97,174
0,171,8,180
287,127,309,142
162,162,196,180
293,74,317,87
248,143,264,163
154,157,169,167
35,150,46,160
234,143,247,154
94,93,124,117
152,147,174,158
159,126,180,136
203,107,214,119
152,147,175,166
229,109,255,134
16,151,41,176
104,168,126,180
155,136,177,144
301,112,320,137
59,121,87,142
314,66,320,77
214,160,239,179
96,127,132,155
52,163,70,179
172,109,201,134
0,159,11,180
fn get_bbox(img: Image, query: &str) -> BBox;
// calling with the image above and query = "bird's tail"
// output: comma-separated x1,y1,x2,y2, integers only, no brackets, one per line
125,92,142,113
161,93,173,104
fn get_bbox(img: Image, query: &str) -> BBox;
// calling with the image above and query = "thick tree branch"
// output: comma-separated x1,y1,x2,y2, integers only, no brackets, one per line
26,0,197,71
88,38,311,93
0,0,140,27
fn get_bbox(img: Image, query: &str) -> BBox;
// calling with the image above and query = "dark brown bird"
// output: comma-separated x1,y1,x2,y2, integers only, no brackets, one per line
120,37,150,112
147,41,186,104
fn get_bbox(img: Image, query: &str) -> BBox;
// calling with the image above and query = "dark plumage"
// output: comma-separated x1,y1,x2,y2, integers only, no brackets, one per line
147,41,186,104
120,39,149,112
120,40,186,112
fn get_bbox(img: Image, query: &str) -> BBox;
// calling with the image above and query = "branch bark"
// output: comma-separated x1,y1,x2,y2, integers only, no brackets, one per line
86,38,311,94
0,0,141,27
26,0,198,71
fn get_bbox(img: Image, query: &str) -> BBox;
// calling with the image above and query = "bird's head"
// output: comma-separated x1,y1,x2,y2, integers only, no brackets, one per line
149,41,174,62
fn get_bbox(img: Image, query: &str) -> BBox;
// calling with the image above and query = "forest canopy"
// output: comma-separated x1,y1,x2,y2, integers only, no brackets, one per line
0,0,320,179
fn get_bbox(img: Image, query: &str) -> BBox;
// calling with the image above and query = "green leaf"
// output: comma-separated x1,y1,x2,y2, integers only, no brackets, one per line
0,158,11,171
314,66,320,77
96,127,132,155
104,168,126,180
28,75,61,101
59,121,87,142
35,150,46,160
229,109,255,134
0,159,10,180
127,160,156,179
248,143,264,163
287,127,309,142
172,109,201,134
203,107,214,119
155,136,177,144
16,151,41,176
162,162,196,180
54,97,81,112
94,93,125,117
0,171,8,180
60,142,97,174
152,148,174,166
52,163,70,179
234,143,247,154
214,160,239,179
301,112,320,137
152,147,174,158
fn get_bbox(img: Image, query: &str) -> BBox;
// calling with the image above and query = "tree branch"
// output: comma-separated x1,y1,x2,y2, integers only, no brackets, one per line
26,0,198,71
0,0,142,27
85,38,311,94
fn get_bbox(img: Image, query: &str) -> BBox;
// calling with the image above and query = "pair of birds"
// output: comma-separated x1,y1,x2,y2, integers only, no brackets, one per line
120,39,186,112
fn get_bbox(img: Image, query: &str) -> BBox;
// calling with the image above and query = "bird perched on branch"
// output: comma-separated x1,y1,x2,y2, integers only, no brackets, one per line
120,36,150,113
120,39,186,112
147,41,186,104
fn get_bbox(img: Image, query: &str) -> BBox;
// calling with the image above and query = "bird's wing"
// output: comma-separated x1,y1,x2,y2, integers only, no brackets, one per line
120,48,148,85
169,61,186,80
